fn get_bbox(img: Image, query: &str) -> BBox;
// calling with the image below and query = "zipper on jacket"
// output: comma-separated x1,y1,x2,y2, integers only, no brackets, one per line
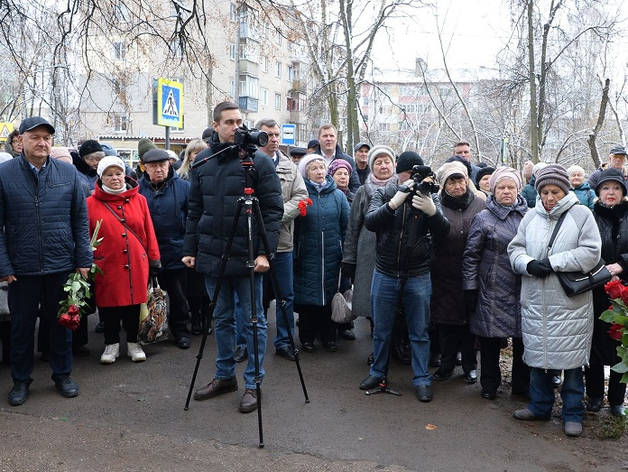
395,204,407,277
321,227,326,306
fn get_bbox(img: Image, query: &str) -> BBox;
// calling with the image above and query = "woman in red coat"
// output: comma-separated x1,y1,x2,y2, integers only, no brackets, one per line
86,156,160,364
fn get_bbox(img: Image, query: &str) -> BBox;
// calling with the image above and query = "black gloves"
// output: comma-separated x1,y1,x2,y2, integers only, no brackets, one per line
149,259,162,277
341,262,356,279
463,289,479,312
527,258,553,278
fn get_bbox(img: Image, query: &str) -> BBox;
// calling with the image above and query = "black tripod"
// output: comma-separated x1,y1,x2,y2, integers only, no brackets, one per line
184,143,309,448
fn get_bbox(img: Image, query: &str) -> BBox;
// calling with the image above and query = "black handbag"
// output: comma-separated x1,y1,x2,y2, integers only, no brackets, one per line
547,212,611,297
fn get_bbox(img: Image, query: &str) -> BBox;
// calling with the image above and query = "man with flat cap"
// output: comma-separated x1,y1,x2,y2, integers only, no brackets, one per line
139,148,192,349
587,145,628,190
354,142,371,185
0,117,92,406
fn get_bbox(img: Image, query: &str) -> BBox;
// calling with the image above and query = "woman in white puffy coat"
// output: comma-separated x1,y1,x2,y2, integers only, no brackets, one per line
507,164,601,438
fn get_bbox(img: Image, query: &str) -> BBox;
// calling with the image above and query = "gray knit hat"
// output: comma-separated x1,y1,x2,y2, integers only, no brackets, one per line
367,145,396,170
534,163,570,194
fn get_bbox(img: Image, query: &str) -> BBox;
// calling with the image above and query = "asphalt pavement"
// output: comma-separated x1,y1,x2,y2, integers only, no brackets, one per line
0,311,624,472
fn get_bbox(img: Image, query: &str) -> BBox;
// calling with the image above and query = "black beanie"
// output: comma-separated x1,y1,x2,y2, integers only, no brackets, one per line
79,140,103,158
396,151,423,173
475,166,495,186
445,155,472,179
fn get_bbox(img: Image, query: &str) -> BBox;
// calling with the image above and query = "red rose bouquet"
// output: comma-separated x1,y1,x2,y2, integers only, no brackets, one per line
298,198,313,216
600,279,628,382
57,219,104,330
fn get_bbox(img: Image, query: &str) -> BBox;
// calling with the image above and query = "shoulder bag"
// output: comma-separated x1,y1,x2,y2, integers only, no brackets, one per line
548,212,611,297
331,273,355,323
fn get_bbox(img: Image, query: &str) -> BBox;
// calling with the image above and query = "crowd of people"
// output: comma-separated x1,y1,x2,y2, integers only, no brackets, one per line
0,108,626,439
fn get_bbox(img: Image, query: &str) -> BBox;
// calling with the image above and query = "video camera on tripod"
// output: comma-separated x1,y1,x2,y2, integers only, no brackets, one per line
234,125,269,149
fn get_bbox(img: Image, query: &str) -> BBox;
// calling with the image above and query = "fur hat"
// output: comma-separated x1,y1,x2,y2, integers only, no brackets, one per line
475,166,495,187
97,156,126,178
436,161,468,187
298,154,327,179
595,168,627,196
79,140,103,158
328,159,352,177
534,164,570,194
138,138,157,160
566,165,585,177
489,167,522,193
367,145,396,170
395,151,423,173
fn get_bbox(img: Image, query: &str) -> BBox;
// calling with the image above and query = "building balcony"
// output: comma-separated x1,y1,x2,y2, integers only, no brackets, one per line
239,60,258,76
239,96,258,113
290,80,305,92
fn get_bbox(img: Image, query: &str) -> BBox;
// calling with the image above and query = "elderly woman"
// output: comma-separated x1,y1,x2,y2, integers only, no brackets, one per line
431,161,486,383
4,130,21,158
567,165,595,211
508,164,601,437
342,145,397,323
475,166,495,196
463,167,530,400
86,156,161,364
586,168,627,417
328,159,355,204
293,154,350,353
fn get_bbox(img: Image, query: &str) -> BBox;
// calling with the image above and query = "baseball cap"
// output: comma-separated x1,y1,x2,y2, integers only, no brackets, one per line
354,142,370,152
19,117,55,135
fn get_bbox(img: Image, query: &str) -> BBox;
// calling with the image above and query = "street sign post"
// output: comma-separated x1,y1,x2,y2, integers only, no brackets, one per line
281,124,296,146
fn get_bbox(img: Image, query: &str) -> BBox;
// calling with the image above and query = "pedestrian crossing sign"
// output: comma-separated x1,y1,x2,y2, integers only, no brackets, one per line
0,123,13,142
156,78,183,128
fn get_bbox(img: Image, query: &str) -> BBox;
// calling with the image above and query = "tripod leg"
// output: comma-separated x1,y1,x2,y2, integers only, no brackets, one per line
251,198,310,403
184,199,244,410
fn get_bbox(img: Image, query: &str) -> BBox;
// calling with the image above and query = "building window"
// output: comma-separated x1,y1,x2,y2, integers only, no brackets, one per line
378,122,390,132
171,39,183,58
239,76,259,98
275,61,282,78
275,93,281,110
229,3,237,21
261,56,268,73
288,64,300,81
229,78,235,98
229,43,236,61
261,88,269,106
114,114,128,132
114,1,130,22
113,42,126,60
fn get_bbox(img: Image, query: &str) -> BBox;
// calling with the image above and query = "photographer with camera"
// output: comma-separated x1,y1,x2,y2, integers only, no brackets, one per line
182,102,283,414
359,152,449,402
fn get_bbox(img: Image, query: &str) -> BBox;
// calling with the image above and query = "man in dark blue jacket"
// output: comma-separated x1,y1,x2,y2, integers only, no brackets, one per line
0,117,92,406
182,102,283,414
139,148,192,349
314,124,361,193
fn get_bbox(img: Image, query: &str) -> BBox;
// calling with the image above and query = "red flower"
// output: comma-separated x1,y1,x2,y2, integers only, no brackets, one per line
68,304,80,316
605,279,625,300
609,323,624,341
298,198,314,217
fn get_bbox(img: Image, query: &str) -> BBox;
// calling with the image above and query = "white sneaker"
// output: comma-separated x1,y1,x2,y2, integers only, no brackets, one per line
127,342,146,362
100,343,120,364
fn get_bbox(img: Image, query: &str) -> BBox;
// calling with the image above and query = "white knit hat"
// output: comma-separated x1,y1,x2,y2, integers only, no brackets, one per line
97,156,126,178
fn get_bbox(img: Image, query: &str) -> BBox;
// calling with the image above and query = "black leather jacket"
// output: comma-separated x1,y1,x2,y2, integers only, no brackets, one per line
365,182,449,277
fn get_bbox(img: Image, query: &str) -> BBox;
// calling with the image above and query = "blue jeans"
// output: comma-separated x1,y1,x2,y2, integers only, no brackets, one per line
270,251,295,349
528,367,585,422
8,272,73,382
234,294,246,348
205,275,266,389
370,270,432,387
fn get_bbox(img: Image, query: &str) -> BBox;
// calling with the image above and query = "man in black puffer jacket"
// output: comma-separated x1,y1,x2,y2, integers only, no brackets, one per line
182,101,282,414
359,151,449,403
0,117,92,406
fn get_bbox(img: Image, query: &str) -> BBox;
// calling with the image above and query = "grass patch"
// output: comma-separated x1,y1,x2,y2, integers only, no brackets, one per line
597,415,628,440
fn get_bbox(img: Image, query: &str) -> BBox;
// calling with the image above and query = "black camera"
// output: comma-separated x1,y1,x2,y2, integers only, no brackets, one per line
410,165,439,195
234,126,269,147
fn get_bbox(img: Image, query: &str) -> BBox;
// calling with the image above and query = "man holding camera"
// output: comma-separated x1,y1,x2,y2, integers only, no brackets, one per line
359,151,450,402
182,101,283,413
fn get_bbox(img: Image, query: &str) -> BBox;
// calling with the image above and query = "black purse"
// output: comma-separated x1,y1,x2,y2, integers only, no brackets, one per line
547,212,611,297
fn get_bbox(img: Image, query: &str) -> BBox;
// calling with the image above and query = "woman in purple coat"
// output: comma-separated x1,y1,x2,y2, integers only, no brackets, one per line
462,167,530,400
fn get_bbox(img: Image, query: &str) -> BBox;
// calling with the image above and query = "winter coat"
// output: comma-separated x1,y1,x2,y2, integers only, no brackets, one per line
430,189,486,326
507,191,601,369
365,182,450,277
0,155,92,277
87,178,160,307
275,151,308,253
462,194,528,337
521,174,538,208
139,167,190,270
572,183,595,210
294,176,350,306
342,175,397,317
314,144,361,193
72,152,98,192
182,140,283,278
3,137,19,158
591,201,628,365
